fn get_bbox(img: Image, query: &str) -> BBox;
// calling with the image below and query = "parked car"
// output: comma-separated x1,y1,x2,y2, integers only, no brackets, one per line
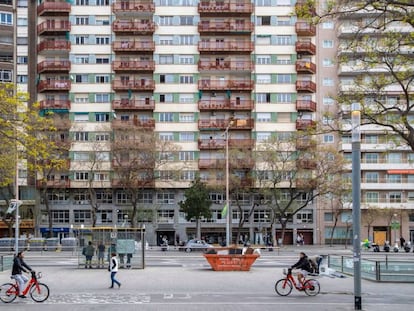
183,239,213,253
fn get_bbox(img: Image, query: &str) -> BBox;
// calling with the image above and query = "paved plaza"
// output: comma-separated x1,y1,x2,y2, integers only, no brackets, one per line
1,246,413,310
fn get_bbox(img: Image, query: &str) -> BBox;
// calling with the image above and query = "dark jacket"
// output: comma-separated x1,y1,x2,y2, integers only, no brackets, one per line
12,256,32,275
292,255,312,272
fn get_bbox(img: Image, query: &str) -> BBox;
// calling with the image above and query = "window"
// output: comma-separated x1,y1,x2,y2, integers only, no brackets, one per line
257,74,271,84
75,74,88,83
97,210,113,224
179,35,194,45
160,0,174,5
322,21,334,29
74,55,89,64
159,152,174,161
74,94,88,103
257,113,271,122
17,18,27,26
364,153,379,163
256,16,271,26
407,193,414,203
180,171,196,181
323,78,334,86
256,55,271,64
324,212,333,221
74,114,89,122
159,36,173,45
74,132,89,141
159,112,174,122
50,210,70,223
323,58,334,67
75,35,89,45
388,174,401,183
180,75,193,84
276,55,291,64
160,94,173,103
159,55,174,64
276,0,290,5
179,55,194,64
179,151,195,161
277,16,291,25
179,94,194,103
95,16,110,25
277,74,291,83
276,93,292,103
0,13,12,25
179,113,194,122
323,97,334,105
95,93,110,103
96,56,110,64
96,36,110,45
17,0,28,7
95,75,110,83
365,172,378,183
95,133,110,141
116,191,131,204
256,93,271,103
160,74,175,83
296,210,313,223
323,40,334,48
76,0,89,4
159,171,175,181
157,192,175,204
323,134,334,143
95,113,109,122
365,192,379,203
74,210,91,224
388,153,402,163
46,191,69,204
17,75,28,83
159,16,173,26
75,17,89,25
159,132,174,141
256,35,271,45
276,36,292,45
75,172,89,180
276,132,293,141
256,0,271,5
257,132,271,142
157,210,175,223
94,173,109,181
0,69,12,82
389,192,402,203
96,0,109,5
16,37,28,45
73,152,89,161
180,16,193,25
179,132,194,141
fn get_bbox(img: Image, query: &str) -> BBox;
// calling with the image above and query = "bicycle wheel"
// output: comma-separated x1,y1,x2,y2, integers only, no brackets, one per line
0,283,17,303
303,279,320,296
30,283,50,302
275,278,293,296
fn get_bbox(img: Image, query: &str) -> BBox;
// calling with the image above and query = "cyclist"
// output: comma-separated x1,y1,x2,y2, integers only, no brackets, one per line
291,252,312,289
12,251,33,298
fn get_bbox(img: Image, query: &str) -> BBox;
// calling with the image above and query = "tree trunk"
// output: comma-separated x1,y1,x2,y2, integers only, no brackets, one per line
196,218,201,240
330,216,339,247
131,200,138,229
279,221,287,246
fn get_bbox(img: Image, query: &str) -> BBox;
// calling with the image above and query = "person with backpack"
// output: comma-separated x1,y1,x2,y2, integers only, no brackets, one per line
291,252,312,288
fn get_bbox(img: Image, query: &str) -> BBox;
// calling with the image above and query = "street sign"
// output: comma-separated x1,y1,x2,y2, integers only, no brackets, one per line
6,199,23,214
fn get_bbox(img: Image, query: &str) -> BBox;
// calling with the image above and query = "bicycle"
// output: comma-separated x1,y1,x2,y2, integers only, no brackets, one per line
275,268,320,296
0,271,50,303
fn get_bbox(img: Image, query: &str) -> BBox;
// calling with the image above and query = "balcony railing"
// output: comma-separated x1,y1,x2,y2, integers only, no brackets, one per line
112,118,155,129
198,21,254,33
203,177,253,188
112,98,155,110
296,119,316,130
296,100,316,112
198,40,253,53
198,79,254,91
198,60,253,71
198,1,253,14
37,1,71,16
112,60,155,72
199,159,225,169
37,60,71,73
198,138,255,150
198,99,254,111
297,159,317,170
113,40,155,52
112,1,155,13
296,60,316,74
112,159,155,169
296,139,316,150
198,118,254,130
112,20,155,34
295,22,316,36
296,178,317,189
37,40,71,53
296,80,316,93
36,179,70,188
112,178,155,188
37,20,71,35
295,41,316,55
37,80,71,92
112,79,155,91
39,99,71,110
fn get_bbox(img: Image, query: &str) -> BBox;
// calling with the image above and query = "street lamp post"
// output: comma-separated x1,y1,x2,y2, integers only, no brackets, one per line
225,119,234,247
351,103,362,310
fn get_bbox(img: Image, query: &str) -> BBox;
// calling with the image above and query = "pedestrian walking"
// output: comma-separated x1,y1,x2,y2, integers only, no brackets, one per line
97,241,105,268
82,241,95,269
108,252,121,289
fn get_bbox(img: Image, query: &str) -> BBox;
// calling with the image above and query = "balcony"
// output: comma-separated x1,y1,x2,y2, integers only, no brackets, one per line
112,118,155,130
198,118,254,130
37,40,71,53
296,61,316,74
198,79,253,91
112,79,155,91
198,21,254,33
39,99,71,110
296,119,316,130
198,40,253,53
112,98,155,110
36,179,70,189
198,99,254,111
297,159,317,170
296,80,316,93
198,1,253,15
295,41,316,55
112,159,155,169
296,178,317,190
113,40,155,53
296,100,316,112
37,1,71,16
37,60,70,73
295,0,317,16
112,178,155,189
112,60,155,72
203,177,253,188
198,138,255,150
198,60,253,72
295,22,316,36
37,80,71,92
296,139,316,150
37,20,71,35
199,159,225,169
112,1,155,14
112,20,155,34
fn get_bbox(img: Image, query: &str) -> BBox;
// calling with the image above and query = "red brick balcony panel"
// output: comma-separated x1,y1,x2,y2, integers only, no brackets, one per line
37,20,71,35
113,40,155,52
112,20,155,33
112,118,155,129
112,79,155,91
36,179,70,188
296,61,316,74
198,1,253,14
37,80,71,92
198,60,253,71
37,60,71,73
198,118,254,130
112,60,155,72
112,98,155,110
37,1,71,16
295,22,316,36
296,80,316,93
198,21,254,33
198,79,253,91
296,119,316,130
39,99,71,110
295,41,316,55
37,40,71,53
112,1,155,13
296,100,316,112
198,40,253,53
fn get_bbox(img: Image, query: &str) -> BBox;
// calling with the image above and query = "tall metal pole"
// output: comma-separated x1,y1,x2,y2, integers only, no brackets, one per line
351,103,362,310
225,124,231,247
